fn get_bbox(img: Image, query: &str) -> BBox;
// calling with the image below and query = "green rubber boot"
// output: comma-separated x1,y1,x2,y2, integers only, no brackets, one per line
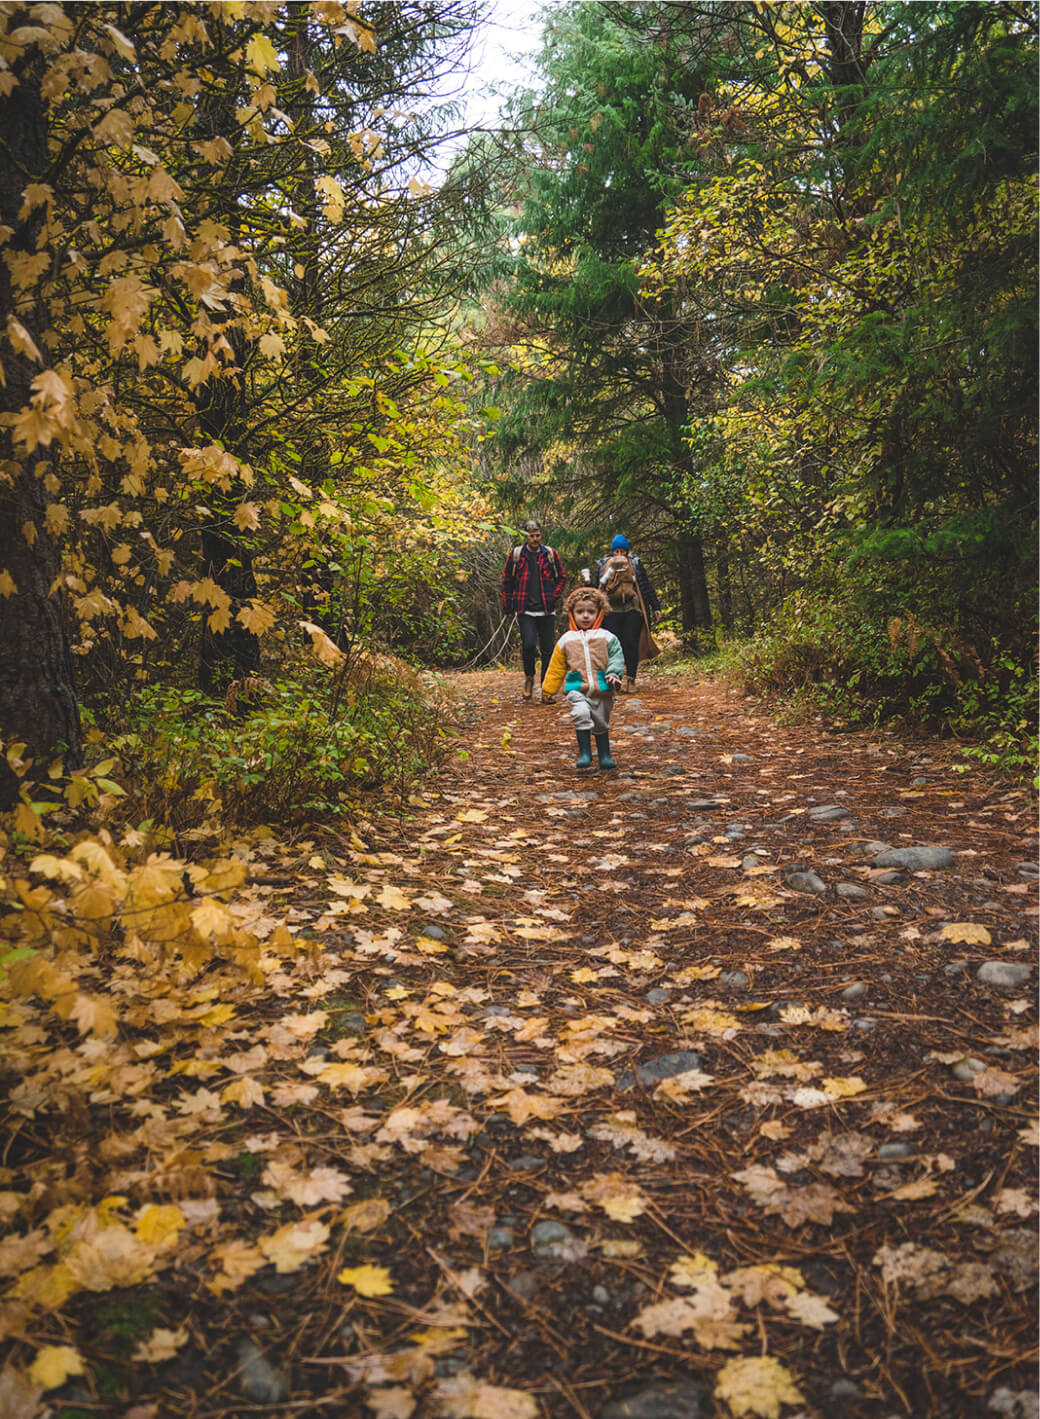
595,733,616,770
575,729,593,769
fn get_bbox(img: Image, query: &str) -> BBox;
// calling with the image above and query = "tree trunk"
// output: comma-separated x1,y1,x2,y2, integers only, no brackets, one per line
0,19,81,807
677,531,714,653
717,549,734,632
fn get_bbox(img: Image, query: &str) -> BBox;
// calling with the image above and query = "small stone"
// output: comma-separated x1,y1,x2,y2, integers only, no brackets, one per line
878,1142,915,1160
236,1341,289,1405
872,845,955,871
719,971,749,990
848,839,893,857
420,922,446,940
616,1050,702,1090
951,1057,987,1081
944,962,966,977
875,871,904,884
677,728,698,738
741,854,760,871
911,776,929,787
841,983,867,1001
988,1386,1040,1419
689,799,724,810
507,1155,544,1172
592,1285,611,1305
488,1225,515,1249
977,961,1033,989
871,906,890,920
836,883,870,901
530,1219,578,1258
505,1270,539,1301
853,1017,878,1030
646,988,672,1005
831,1378,862,1399
1014,862,1039,878
599,1380,711,1419
785,870,827,895
729,752,753,762
809,805,851,821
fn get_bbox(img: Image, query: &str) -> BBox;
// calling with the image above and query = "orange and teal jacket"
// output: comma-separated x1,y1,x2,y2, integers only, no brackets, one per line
542,602,625,698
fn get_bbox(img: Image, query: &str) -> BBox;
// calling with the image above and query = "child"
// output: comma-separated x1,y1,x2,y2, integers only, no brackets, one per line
541,587,625,770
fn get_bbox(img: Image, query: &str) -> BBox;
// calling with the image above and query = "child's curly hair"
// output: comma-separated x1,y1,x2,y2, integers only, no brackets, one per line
565,586,609,616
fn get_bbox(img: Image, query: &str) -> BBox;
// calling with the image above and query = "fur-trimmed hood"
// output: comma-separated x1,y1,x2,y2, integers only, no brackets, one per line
565,586,608,630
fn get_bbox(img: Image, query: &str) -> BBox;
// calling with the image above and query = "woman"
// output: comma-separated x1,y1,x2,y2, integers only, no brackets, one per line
594,534,661,693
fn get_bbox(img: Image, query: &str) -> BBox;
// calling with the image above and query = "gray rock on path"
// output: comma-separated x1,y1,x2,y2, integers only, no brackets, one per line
529,1219,587,1262
808,805,851,821
836,882,870,901
599,1380,711,1419
848,840,893,857
236,1341,289,1405
616,1050,703,1090
785,869,828,895
988,1386,1040,1419
977,961,1033,990
872,845,955,870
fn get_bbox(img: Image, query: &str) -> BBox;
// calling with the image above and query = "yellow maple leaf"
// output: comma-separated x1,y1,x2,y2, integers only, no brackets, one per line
376,884,411,911
670,1251,718,1287
246,32,280,73
822,1076,867,1100
68,992,118,1039
222,1076,266,1109
135,1204,185,1247
133,1326,188,1363
939,921,992,945
337,1263,394,1296
238,600,276,635
259,1220,330,1273
715,1355,804,1418
455,809,488,823
887,1177,939,1201
191,896,232,940
29,1344,85,1390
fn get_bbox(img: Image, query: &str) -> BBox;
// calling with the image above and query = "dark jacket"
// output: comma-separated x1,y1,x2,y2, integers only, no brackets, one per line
595,553,660,614
502,543,567,614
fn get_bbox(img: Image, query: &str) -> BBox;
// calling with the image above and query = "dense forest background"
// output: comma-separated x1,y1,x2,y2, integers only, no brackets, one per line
0,0,1036,838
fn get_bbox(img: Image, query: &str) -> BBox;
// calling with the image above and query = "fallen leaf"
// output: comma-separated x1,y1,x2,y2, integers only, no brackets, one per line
939,922,992,945
714,1355,804,1418
29,1345,84,1390
338,1264,394,1296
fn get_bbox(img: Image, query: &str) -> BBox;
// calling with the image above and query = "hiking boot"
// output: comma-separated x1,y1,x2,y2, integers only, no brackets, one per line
575,729,593,769
595,733,616,770
522,675,534,700
624,677,636,694
541,692,556,704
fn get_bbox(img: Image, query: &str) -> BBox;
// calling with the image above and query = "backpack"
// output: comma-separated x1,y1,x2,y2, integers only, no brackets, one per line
602,553,637,604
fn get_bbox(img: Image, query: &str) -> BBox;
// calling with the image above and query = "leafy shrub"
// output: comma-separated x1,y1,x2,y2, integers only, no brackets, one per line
728,588,1037,776
105,664,455,840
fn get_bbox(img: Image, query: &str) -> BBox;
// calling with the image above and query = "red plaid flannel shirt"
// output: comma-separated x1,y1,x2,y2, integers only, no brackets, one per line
502,544,567,614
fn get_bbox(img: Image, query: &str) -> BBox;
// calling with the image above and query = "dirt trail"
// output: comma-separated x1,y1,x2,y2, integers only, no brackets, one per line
7,667,1036,1419
286,667,1035,1419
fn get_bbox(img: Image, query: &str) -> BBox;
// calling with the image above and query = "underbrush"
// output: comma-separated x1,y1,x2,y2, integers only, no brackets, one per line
95,656,457,843
668,594,1037,780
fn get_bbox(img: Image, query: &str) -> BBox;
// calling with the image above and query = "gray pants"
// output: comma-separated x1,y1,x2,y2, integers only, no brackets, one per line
566,689,612,735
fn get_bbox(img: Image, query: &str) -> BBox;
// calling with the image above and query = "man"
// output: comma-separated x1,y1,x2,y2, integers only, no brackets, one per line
501,519,567,701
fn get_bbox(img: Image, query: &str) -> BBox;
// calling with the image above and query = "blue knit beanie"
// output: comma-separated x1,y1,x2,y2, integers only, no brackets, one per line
610,534,630,551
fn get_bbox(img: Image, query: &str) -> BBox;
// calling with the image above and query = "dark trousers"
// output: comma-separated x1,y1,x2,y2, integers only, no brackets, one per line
604,609,643,679
518,613,556,679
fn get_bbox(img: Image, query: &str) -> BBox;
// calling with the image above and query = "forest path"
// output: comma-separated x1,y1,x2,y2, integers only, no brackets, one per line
284,665,1035,1419
6,669,1036,1419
